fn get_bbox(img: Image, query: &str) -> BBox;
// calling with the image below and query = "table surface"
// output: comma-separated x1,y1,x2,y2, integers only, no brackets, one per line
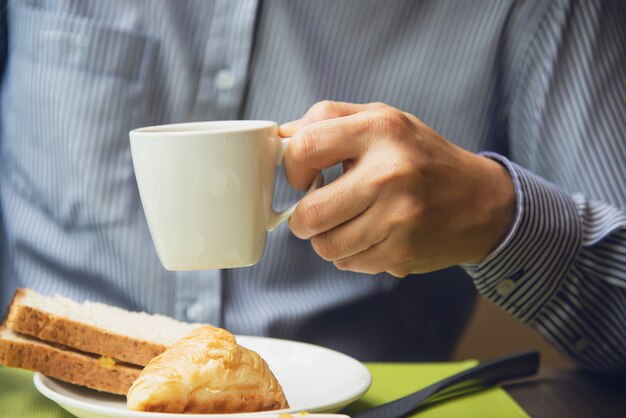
1,365,625,417
505,368,626,418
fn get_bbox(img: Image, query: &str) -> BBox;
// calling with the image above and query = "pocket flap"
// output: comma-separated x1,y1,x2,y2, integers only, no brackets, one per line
10,2,151,81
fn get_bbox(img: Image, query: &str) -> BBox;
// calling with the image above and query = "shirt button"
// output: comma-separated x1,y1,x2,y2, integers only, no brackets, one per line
495,279,516,297
215,69,236,91
185,302,204,322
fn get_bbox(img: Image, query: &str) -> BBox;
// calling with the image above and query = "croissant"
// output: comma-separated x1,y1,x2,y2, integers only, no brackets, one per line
127,326,289,413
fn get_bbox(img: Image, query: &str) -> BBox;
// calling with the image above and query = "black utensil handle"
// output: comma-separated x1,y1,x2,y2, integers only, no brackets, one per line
419,350,540,406
353,350,540,418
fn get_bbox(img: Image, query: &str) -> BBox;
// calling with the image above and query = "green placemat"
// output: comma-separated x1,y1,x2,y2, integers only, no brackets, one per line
344,362,529,418
0,367,71,418
0,362,528,418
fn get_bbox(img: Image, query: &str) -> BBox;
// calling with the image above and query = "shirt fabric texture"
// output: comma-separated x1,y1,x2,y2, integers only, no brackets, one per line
0,0,624,370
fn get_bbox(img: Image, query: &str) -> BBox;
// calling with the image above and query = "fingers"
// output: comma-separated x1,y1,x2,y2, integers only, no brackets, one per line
308,205,388,261
333,238,405,275
289,164,375,238
284,111,375,190
280,100,386,136
334,240,430,277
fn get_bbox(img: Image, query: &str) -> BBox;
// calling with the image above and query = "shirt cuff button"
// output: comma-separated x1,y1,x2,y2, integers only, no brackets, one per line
495,279,516,297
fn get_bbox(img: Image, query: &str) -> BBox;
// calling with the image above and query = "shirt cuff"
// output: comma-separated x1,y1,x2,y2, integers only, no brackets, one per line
461,152,583,323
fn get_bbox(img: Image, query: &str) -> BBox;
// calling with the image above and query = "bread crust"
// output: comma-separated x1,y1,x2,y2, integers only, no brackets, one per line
0,327,140,395
6,288,165,366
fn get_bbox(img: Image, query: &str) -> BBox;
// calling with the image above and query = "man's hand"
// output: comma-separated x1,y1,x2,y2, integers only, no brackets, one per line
280,101,516,277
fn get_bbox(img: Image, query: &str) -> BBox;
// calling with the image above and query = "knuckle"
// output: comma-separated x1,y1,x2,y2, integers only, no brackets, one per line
398,193,424,216
373,267,387,275
388,267,410,278
334,258,384,275
334,259,351,271
310,100,338,118
379,109,405,131
368,101,388,109
298,196,325,233
386,203,421,238
370,159,420,191
378,108,400,120
360,108,406,138
369,162,404,190
311,233,339,261
292,129,318,163
370,163,398,189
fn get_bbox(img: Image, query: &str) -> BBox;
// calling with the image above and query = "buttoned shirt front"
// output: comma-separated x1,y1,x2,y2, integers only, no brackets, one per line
1,0,624,369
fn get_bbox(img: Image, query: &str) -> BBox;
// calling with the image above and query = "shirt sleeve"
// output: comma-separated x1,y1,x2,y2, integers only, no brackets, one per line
462,0,626,373
462,153,626,373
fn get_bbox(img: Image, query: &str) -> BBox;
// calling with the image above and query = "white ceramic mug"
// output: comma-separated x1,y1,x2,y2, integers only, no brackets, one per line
130,120,322,271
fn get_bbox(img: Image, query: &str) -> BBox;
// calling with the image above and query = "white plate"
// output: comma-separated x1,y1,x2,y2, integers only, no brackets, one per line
34,335,371,418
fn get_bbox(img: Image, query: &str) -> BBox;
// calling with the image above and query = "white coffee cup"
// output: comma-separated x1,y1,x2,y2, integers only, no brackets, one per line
129,120,322,271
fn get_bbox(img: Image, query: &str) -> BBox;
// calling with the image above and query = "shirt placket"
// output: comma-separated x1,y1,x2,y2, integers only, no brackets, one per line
194,0,259,120
175,0,259,326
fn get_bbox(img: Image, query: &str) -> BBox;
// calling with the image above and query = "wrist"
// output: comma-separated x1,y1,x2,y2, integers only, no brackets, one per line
469,155,517,263
461,156,582,323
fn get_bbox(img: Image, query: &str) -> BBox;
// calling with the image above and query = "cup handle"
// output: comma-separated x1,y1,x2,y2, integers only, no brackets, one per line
268,137,324,231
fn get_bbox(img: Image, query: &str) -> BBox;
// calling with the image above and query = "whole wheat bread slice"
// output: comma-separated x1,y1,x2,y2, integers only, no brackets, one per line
0,327,140,395
5,288,202,366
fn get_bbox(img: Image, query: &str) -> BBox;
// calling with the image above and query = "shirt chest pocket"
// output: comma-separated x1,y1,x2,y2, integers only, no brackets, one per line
2,2,156,228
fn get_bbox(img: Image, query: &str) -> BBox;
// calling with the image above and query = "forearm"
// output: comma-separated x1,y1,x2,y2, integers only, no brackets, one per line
463,154,626,373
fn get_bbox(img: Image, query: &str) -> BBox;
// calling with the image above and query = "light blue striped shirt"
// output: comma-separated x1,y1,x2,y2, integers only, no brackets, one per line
1,0,624,371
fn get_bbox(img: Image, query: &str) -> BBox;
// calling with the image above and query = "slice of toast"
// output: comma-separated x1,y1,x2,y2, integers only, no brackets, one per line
5,288,202,366
0,327,140,395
